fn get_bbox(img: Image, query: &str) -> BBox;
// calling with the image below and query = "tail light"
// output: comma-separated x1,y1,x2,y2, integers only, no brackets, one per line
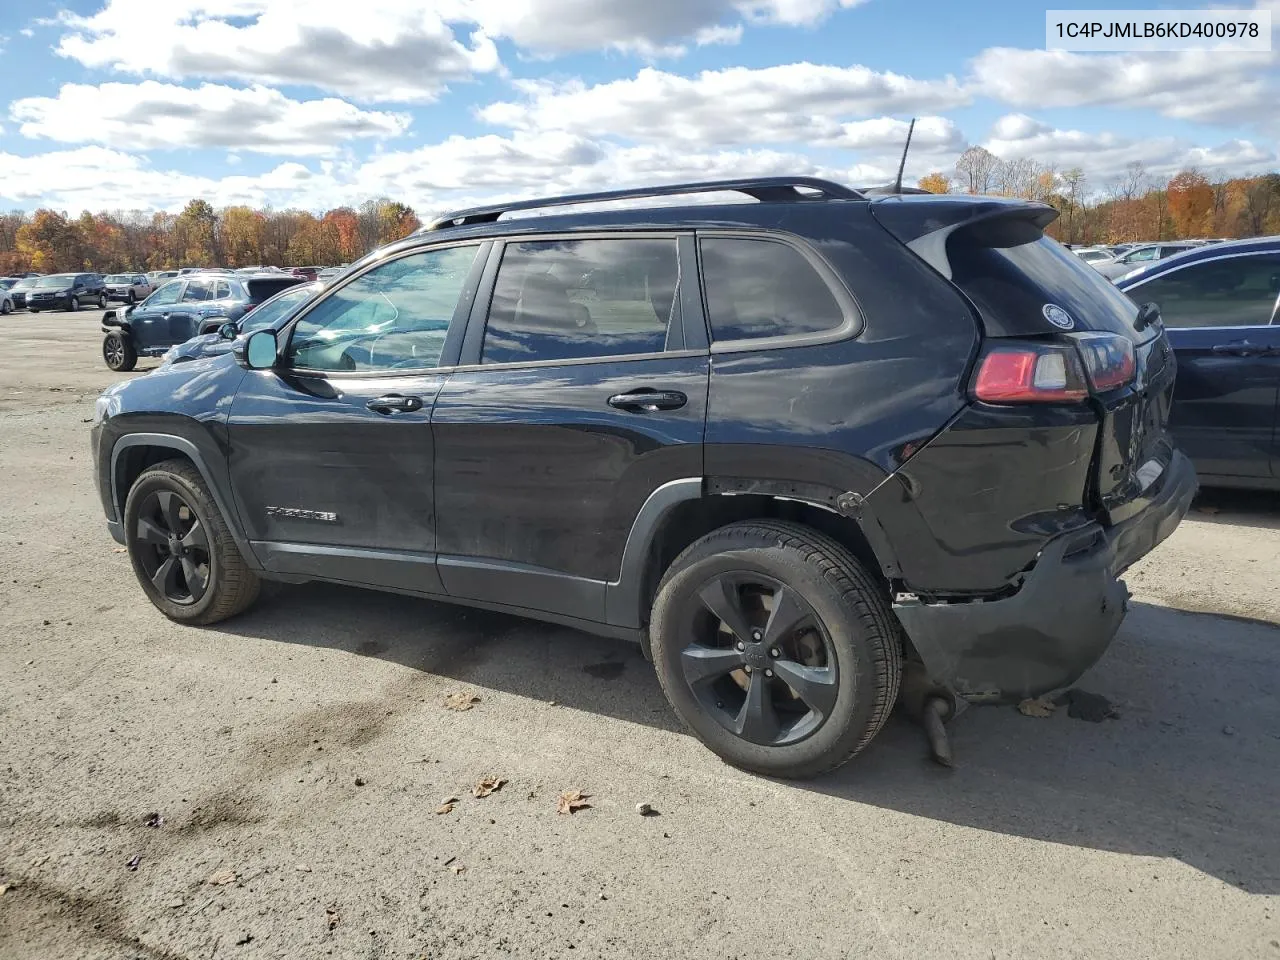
1070,332,1136,393
972,343,1089,403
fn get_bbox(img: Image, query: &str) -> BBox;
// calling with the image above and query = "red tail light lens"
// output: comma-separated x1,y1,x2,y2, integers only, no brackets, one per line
1070,332,1136,393
972,343,1089,404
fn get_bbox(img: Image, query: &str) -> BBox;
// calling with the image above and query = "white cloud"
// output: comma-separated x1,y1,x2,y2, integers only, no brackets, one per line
479,64,968,147
970,47,1276,128
10,82,409,155
57,0,500,102
54,0,872,98
985,113,1275,182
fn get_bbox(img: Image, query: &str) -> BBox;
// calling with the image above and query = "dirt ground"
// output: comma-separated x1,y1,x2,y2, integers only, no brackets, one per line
1,310,1278,959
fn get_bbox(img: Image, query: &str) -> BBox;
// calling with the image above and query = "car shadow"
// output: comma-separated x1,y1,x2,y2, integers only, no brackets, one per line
214,585,1280,893
1191,486,1280,530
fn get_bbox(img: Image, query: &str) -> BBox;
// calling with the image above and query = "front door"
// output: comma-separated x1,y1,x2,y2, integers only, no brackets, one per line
129,279,186,351
1128,252,1280,479
431,234,708,624
226,241,490,593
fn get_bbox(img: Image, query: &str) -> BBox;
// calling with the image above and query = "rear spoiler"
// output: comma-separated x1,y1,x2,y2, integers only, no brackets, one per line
870,197,1058,280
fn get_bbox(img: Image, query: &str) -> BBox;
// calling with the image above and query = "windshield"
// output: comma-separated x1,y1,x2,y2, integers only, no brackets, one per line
33,275,74,288
241,284,316,333
105,274,132,283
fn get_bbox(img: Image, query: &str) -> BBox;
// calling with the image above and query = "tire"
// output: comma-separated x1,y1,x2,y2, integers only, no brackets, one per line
98,293,107,308
102,332,137,372
649,520,902,779
68,296,79,312
127,291,136,304
124,458,260,625
1,298,10,315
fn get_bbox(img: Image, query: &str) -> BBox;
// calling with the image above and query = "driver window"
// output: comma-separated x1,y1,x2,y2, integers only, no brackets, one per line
1128,247,1157,262
145,281,185,307
286,245,480,371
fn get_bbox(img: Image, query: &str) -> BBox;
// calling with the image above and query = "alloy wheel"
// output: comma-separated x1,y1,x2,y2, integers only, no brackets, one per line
131,489,212,605
104,338,125,369
680,573,838,746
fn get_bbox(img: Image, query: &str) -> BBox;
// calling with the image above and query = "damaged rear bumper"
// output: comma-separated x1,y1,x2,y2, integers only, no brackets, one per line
893,450,1197,703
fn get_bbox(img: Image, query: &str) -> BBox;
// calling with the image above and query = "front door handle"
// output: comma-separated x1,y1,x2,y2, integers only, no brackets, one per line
1211,340,1267,357
607,389,687,412
367,394,424,414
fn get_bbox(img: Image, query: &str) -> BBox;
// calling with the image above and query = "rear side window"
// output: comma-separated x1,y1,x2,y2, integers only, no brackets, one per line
699,238,844,342
181,280,214,302
214,280,232,300
1128,253,1280,328
482,238,677,365
948,234,1142,339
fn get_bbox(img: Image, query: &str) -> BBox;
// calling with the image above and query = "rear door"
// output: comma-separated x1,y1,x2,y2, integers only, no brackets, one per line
430,233,708,624
1124,251,1280,480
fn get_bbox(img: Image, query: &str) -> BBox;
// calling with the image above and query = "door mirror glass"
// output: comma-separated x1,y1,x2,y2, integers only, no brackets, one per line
244,330,278,369
218,321,238,340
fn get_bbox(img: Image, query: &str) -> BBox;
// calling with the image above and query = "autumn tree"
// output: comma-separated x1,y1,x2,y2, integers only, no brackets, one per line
917,172,952,194
174,199,219,265
220,206,264,266
16,210,85,272
1167,169,1214,238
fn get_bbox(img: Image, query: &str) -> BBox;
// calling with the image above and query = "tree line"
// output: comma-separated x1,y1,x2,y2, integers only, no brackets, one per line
919,147,1280,245
0,198,421,275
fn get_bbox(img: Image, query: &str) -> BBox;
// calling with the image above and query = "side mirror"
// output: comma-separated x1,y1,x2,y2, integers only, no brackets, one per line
217,321,238,340
235,329,278,369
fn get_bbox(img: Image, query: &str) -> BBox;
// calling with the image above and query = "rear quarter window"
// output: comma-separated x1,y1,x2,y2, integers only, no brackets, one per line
699,237,848,343
948,234,1144,340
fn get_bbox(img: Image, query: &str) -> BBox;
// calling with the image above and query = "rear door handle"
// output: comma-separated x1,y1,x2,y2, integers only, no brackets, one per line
1211,341,1267,357
607,390,687,412
367,394,424,414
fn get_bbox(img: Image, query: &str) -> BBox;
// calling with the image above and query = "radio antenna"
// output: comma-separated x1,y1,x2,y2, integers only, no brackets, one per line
892,117,916,194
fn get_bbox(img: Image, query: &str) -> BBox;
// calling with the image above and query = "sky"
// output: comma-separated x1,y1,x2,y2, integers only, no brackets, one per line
0,0,1277,217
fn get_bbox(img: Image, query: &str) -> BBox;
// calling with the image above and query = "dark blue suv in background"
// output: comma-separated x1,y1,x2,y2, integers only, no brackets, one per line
101,271,303,370
1117,237,1280,489
91,177,1195,778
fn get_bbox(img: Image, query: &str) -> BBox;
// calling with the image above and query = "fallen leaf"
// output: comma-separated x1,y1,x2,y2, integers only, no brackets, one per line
126,855,142,871
142,812,164,828
450,864,465,875
1017,697,1057,718
207,868,237,886
472,776,507,799
296,864,312,873
435,802,455,815
444,692,481,712
0,882,16,895
325,906,341,931
557,790,592,815
112,547,127,553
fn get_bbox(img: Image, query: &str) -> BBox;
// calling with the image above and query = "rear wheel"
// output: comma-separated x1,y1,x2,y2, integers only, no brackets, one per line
124,459,260,624
0,298,9,315
103,332,137,372
649,520,902,779
97,293,107,308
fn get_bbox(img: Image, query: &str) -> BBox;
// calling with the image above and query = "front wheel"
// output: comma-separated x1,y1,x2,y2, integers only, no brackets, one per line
0,298,9,315
97,293,107,308
649,520,902,779
124,459,260,625
102,332,137,372
68,296,79,312
127,291,136,304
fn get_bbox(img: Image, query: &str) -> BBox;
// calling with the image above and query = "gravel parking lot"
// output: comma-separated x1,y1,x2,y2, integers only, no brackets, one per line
1,309,1278,959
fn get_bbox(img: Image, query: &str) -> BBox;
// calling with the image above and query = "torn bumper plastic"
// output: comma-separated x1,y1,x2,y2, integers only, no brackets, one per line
893,450,1197,702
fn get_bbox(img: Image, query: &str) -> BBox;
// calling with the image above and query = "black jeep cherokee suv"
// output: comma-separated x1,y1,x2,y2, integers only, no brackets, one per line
92,177,1195,778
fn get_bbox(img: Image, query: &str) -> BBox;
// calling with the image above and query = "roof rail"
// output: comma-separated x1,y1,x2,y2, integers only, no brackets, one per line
424,177,865,231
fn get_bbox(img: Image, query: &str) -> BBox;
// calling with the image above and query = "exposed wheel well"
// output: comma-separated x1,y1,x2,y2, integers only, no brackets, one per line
637,494,889,627
113,445,196,516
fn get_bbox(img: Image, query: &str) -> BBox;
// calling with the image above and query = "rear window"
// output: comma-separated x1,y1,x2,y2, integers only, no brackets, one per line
246,277,301,304
948,234,1144,340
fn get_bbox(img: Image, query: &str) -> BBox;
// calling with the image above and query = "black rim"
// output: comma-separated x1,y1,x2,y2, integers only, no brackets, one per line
680,573,838,746
132,489,211,605
104,338,124,368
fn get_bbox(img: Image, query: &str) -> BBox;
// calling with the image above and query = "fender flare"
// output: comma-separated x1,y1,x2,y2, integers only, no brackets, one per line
109,432,258,566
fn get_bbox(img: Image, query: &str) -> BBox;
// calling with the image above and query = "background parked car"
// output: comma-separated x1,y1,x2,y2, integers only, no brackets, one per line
160,281,323,365
1094,242,1198,280
7,277,36,310
101,271,304,370
0,277,20,314
146,270,179,287
26,273,107,312
1118,237,1280,489
1073,247,1114,264
104,273,152,303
